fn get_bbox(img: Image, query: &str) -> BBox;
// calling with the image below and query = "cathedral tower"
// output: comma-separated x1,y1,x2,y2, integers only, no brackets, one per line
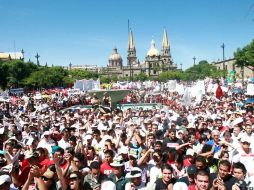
127,30,137,66
161,29,173,66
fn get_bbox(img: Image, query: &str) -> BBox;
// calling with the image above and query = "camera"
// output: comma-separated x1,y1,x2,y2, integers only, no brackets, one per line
238,180,248,190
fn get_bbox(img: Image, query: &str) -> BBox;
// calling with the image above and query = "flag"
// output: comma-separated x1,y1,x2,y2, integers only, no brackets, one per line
216,84,224,99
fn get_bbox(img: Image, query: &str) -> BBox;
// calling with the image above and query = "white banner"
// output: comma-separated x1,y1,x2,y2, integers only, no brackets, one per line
68,89,81,96
73,79,101,91
246,83,254,96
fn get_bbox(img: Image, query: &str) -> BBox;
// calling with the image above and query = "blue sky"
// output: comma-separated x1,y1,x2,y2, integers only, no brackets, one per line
0,0,253,70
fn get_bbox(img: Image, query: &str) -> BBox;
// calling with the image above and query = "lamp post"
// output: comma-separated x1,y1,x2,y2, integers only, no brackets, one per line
193,57,196,65
221,43,225,79
69,62,72,70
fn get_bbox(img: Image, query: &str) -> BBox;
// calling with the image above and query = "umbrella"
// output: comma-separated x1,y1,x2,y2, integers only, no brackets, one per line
245,97,254,104
232,88,244,94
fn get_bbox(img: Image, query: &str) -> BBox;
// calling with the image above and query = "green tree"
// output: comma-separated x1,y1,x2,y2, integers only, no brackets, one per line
184,60,224,81
0,60,39,88
0,61,9,89
158,70,183,82
63,69,99,84
134,72,149,81
24,66,68,89
234,39,254,71
100,76,111,83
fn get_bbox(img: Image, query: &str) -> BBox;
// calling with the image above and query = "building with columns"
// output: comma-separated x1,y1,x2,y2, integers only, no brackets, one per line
104,29,177,78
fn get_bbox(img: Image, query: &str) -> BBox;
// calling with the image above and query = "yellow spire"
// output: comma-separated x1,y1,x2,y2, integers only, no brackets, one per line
128,30,135,49
162,28,169,48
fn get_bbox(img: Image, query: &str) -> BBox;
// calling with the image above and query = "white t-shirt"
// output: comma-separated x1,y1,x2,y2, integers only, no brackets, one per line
125,182,146,190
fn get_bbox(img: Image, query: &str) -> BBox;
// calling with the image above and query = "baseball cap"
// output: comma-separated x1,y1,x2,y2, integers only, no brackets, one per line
186,149,195,156
241,136,251,144
187,165,197,175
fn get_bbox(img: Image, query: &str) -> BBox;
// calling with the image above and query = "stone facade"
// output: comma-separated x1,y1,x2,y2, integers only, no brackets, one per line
105,29,177,78
212,58,254,79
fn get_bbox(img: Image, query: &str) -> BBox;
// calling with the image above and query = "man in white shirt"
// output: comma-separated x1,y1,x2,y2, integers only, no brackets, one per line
37,131,55,154
58,128,71,150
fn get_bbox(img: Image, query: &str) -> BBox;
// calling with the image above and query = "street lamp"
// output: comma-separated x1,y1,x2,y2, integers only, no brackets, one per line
221,43,226,79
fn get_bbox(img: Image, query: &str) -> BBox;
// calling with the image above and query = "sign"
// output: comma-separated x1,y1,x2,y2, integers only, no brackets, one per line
68,89,81,96
10,88,24,95
118,103,161,112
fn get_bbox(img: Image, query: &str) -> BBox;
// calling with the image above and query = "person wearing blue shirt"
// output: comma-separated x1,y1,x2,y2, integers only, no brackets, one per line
206,130,221,154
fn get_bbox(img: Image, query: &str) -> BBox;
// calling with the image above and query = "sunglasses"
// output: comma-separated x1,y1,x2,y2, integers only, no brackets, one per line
42,176,50,181
69,176,79,181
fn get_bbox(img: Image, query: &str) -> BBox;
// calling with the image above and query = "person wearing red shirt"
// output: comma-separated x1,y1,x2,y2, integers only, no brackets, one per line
100,149,114,176
49,146,68,170
183,149,195,167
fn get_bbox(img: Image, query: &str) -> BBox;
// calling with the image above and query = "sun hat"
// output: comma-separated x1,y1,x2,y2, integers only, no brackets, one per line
110,156,124,167
126,167,142,178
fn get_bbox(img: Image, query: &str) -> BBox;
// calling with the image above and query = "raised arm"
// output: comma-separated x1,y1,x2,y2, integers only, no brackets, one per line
53,154,67,190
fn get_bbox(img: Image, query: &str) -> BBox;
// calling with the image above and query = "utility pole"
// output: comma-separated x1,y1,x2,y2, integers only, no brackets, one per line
193,56,196,65
221,43,226,79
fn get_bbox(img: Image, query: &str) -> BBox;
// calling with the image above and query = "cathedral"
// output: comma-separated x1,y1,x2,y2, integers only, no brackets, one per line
106,29,177,78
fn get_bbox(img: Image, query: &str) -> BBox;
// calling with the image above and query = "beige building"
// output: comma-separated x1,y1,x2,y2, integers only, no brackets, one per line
105,29,177,78
0,52,24,61
213,58,254,79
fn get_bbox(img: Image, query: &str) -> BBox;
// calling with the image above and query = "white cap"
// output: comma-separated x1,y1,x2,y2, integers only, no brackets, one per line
119,147,129,154
0,127,5,135
186,149,195,156
241,136,251,144
0,175,11,185
173,182,188,190
232,118,243,127
43,131,50,136
101,181,116,190
85,134,93,140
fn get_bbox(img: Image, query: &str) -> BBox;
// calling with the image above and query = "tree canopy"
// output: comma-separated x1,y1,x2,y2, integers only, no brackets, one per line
158,60,225,81
0,58,226,90
234,39,254,70
0,60,39,89
24,66,68,88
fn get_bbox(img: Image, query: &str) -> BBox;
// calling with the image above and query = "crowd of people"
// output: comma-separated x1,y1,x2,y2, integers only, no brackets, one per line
0,79,254,190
